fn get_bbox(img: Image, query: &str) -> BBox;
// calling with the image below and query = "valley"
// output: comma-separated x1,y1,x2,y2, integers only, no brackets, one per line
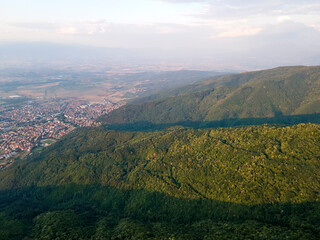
0,69,221,169
3,0,320,238
0,65,320,239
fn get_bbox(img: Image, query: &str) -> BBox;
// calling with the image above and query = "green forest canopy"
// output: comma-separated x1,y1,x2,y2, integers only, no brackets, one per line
1,124,320,239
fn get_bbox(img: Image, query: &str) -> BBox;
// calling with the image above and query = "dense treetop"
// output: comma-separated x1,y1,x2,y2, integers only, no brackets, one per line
2,123,320,205
1,123,320,239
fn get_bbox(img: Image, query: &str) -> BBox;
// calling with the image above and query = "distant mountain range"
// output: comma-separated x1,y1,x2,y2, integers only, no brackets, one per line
0,42,144,69
3,41,320,70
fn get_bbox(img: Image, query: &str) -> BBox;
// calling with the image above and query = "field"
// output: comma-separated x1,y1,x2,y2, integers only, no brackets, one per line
0,69,221,103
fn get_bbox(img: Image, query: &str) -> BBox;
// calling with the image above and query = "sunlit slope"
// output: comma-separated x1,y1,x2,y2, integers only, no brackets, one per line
1,124,320,205
99,66,320,125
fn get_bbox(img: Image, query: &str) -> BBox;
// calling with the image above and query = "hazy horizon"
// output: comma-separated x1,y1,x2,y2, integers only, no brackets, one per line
2,1,320,70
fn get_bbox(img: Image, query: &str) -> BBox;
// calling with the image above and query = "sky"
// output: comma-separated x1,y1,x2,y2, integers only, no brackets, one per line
1,0,320,69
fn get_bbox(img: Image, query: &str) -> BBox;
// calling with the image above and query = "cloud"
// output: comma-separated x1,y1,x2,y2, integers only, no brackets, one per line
277,16,291,23
156,27,176,34
311,24,320,31
210,26,261,38
157,0,206,3
2,0,320,69
9,22,57,30
10,20,112,36
190,0,320,20
2,18,320,69
57,26,78,35
234,20,320,60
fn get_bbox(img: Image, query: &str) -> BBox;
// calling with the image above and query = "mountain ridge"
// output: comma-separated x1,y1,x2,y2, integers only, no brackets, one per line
98,65,320,127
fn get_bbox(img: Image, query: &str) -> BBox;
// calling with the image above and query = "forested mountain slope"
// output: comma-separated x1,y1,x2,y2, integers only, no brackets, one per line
1,124,320,204
99,66,320,127
1,124,320,239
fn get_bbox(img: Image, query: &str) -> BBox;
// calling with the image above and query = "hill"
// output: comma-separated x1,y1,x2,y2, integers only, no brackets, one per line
98,66,320,128
1,124,320,239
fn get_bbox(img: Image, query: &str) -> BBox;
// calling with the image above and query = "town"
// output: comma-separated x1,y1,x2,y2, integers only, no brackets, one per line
0,97,121,169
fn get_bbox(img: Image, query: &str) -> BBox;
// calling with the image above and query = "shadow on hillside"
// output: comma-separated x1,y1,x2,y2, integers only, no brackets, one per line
103,113,320,131
1,184,320,239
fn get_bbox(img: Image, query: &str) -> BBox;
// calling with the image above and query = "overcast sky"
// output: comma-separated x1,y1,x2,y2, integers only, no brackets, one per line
1,0,320,69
